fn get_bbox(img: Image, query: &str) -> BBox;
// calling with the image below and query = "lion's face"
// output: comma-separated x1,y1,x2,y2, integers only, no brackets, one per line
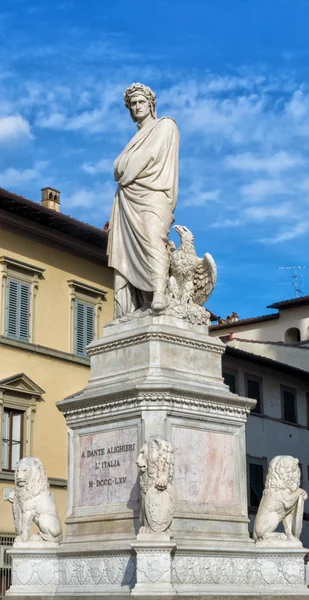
14,456,49,498
136,444,148,473
16,461,31,488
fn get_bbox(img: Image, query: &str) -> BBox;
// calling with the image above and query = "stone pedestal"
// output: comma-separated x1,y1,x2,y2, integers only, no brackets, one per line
131,534,175,596
6,313,309,597
60,314,253,549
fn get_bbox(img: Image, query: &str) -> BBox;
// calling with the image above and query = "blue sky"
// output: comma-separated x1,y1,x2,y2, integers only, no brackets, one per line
1,0,309,319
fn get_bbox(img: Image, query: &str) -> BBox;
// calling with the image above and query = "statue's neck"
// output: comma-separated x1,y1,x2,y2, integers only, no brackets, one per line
137,115,156,129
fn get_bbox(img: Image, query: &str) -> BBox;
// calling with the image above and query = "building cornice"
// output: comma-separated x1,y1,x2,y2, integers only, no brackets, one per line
0,335,90,367
0,209,108,266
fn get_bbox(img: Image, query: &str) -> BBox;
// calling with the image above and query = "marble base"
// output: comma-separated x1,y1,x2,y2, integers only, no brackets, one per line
6,545,308,596
131,539,175,596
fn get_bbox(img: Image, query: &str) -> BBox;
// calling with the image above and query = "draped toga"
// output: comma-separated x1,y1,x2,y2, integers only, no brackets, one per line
107,117,180,317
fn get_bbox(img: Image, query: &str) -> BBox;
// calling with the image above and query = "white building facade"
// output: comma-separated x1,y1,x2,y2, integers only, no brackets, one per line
210,297,309,545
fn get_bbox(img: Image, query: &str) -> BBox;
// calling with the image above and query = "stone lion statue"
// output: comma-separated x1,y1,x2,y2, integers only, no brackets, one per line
136,437,175,535
253,455,307,543
8,456,62,545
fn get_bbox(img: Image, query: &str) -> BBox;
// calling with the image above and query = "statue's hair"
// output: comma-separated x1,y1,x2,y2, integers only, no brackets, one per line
265,455,299,492
15,456,49,500
124,83,157,121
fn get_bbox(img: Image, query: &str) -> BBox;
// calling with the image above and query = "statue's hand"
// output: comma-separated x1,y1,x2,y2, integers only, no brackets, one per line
300,489,308,501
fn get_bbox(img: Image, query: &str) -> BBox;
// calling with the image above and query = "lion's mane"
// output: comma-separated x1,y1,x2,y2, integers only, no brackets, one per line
15,456,49,501
264,455,300,495
139,437,174,495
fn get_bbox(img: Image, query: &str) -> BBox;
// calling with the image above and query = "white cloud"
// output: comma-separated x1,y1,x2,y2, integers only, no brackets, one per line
82,158,113,175
261,220,309,244
240,179,288,200
243,203,293,221
0,115,33,141
211,218,242,229
63,180,115,211
181,189,220,207
0,161,48,189
226,151,303,174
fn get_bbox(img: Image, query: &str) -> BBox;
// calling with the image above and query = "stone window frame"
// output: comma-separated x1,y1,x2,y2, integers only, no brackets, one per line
0,256,45,344
244,373,264,416
68,280,107,355
280,384,298,425
247,455,267,513
0,374,44,475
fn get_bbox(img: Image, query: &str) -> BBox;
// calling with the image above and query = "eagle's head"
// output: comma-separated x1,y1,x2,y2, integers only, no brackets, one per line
173,225,194,245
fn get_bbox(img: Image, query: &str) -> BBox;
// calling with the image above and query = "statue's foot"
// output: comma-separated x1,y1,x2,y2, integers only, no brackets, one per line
151,292,166,312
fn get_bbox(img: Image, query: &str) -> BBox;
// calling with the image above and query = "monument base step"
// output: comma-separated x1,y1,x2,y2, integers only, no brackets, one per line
6,546,307,598
6,594,309,599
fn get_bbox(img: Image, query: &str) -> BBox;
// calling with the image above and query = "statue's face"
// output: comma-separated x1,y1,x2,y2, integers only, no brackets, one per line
129,93,152,123
16,461,31,487
137,443,148,472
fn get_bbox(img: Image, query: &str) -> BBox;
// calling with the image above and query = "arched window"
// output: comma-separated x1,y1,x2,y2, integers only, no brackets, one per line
285,327,301,344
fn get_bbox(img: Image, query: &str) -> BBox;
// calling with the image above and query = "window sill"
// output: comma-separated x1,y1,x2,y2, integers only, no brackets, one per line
0,335,90,366
249,413,306,429
0,471,67,488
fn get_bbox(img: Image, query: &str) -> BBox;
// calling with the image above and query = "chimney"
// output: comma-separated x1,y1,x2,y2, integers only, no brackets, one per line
41,187,61,212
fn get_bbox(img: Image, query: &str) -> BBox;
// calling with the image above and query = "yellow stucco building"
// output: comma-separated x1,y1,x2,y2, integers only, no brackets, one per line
0,186,113,541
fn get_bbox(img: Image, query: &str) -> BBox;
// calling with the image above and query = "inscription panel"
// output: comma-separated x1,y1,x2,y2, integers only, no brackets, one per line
172,427,236,506
78,426,139,507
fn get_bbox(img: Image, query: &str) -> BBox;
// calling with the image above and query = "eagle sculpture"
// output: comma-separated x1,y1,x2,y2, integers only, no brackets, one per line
167,225,217,324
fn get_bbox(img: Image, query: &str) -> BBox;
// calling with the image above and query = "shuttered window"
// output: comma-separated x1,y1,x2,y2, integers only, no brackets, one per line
75,301,95,357
6,280,30,342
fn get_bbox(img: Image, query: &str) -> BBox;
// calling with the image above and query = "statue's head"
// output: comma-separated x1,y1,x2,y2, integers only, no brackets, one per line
15,456,49,497
124,83,156,124
265,455,300,493
136,437,174,493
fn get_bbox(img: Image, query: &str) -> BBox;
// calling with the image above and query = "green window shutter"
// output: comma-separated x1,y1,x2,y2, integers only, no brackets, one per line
86,304,94,346
6,280,18,337
75,301,95,356
6,280,30,342
19,283,30,341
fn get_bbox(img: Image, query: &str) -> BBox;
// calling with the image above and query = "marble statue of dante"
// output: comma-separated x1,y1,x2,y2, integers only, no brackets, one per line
107,83,180,318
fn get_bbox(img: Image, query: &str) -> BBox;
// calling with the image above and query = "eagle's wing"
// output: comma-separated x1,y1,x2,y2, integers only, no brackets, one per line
193,252,217,305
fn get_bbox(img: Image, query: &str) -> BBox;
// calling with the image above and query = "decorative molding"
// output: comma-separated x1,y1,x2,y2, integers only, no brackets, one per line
0,472,67,489
0,336,90,366
0,373,45,398
88,332,225,356
60,391,251,424
67,279,107,298
172,552,305,587
10,552,136,591
0,256,45,276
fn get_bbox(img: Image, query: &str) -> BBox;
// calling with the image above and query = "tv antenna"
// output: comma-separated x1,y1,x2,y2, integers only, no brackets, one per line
277,266,306,298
